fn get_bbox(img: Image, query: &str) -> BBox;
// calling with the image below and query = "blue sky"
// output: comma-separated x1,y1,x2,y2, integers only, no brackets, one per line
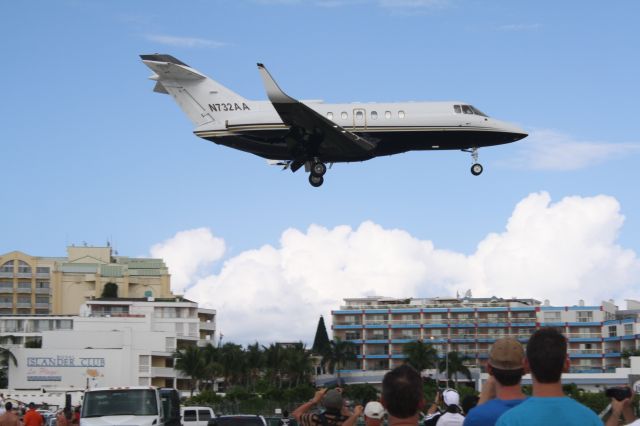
2,1,640,342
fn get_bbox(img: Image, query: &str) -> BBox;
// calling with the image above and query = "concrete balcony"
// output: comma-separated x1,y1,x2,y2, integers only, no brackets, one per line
16,302,32,308
0,272,14,278
0,302,13,309
35,303,50,309
35,288,50,294
0,287,13,293
16,288,32,294
151,367,176,377
199,321,216,331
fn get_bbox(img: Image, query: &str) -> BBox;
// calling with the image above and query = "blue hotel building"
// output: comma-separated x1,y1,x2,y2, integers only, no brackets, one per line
332,296,640,374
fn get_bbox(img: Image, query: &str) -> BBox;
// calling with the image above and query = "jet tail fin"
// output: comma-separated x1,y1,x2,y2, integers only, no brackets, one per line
140,54,249,127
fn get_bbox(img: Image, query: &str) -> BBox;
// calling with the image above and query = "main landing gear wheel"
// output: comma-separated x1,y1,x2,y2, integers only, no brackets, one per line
311,161,327,177
309,174,324,187
471,163,483,176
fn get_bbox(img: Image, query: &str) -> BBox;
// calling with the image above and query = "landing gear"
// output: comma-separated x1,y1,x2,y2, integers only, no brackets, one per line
468,147,483,176
309,174,324,187
311,161,327,177
308,160,327,187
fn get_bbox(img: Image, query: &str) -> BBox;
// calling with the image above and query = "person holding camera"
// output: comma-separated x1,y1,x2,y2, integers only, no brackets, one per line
604,387,636,426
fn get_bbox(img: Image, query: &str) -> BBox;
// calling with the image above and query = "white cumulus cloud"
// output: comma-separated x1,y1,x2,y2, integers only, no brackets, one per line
150,228,225,294
152,193,640,344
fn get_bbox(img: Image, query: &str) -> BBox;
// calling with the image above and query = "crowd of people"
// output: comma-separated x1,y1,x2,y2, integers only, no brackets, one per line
0,399,79,426
290,327,636,426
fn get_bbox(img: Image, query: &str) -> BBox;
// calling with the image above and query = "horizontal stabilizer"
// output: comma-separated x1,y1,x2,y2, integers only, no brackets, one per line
140,54,206,81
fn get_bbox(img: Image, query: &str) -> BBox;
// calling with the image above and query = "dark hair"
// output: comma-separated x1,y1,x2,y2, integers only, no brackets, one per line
5,402,12,411
382,364,423,419
526,327,567,383
461,395,479,414
491,366,525,386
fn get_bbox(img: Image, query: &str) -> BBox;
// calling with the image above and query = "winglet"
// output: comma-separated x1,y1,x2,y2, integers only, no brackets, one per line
257,63,296,104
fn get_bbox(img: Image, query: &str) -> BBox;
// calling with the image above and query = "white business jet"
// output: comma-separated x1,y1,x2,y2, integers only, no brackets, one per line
141,54,527,187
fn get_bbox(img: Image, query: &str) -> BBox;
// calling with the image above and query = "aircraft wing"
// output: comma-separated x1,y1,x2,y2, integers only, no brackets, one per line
257,64,376,158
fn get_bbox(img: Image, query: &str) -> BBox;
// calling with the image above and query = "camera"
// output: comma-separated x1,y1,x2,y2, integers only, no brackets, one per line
605,387,632,401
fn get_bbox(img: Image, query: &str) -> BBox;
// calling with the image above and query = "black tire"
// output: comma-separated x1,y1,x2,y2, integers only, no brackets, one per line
471,163,483,176
309,174,324,187
311,162,327,177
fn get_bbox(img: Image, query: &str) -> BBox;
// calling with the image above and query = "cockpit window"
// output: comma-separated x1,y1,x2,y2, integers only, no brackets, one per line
454,104,489,117
469,106,488,117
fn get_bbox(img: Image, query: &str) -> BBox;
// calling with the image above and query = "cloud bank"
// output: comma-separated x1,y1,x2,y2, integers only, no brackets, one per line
150,192,640,344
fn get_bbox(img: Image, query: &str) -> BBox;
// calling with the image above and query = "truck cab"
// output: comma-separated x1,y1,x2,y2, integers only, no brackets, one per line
81,386,165,426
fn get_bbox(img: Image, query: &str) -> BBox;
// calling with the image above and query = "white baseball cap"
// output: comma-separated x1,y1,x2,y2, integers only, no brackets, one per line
443,389,460,407
364,401,385,419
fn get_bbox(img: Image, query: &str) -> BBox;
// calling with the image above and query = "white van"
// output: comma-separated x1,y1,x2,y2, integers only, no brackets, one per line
180,407,215,426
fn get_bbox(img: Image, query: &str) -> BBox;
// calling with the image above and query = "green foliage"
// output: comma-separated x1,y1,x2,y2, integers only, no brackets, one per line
186,390,223,405
343,384,379,404
225,386,253,401
402,340,439,372
423,378,439,404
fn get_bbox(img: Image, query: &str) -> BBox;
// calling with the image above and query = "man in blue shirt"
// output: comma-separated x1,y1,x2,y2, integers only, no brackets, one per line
496,328,602,426
464,337,527,426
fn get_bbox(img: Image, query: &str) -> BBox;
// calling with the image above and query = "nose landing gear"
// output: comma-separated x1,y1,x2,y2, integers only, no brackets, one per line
466,147,483,176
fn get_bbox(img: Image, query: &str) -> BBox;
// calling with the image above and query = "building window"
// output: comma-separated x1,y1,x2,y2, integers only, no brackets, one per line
341,112,348,120
17,261,31,274
36,281,50,289
544,312,561,322
138,355,150,373
609,326,617,337
0,262,13,273
36,267,50,274
371,111,378,120
624,324,634,335
56,320,72,330
384,111,391,119
327,112,333,120
576,311,593,322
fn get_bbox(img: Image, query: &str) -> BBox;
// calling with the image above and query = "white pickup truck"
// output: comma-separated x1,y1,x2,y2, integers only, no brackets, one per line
80,386,179,426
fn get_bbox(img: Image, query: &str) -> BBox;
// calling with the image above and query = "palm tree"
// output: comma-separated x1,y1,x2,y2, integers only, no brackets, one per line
174,345,204,396
200,343,223,391
283,342,312,387
263,343,286,388
438,351,471,389
244,342,264,390
322,339,357,386
402,340,438,373
219,343,246,386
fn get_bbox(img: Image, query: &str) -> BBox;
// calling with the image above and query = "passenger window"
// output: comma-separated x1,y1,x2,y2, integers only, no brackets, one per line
198,410,212,421
327,112,333,120
454,105,462,114
371,111,378,120
385,111,391,119
341,112,348,120
184,410,197,422
356,111,363,119
398,111,405,119
462,105,473,114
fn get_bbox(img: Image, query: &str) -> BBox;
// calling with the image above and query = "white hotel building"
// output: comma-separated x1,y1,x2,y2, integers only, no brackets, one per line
3,298,216,392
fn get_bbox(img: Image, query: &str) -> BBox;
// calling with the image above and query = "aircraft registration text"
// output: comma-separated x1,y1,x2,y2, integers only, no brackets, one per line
209,103,251,112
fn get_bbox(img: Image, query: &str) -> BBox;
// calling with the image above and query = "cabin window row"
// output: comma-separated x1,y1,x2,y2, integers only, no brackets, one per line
326,111,406,120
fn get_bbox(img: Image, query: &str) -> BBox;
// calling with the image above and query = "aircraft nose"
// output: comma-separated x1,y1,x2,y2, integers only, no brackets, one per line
501,122,528,142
